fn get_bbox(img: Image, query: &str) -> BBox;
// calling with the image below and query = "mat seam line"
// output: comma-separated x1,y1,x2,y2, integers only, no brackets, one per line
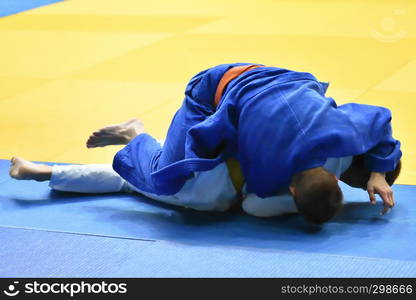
0,224,156,243
2,225,416,265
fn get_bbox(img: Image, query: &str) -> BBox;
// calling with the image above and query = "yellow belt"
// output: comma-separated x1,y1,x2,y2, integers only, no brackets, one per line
225,158,245,193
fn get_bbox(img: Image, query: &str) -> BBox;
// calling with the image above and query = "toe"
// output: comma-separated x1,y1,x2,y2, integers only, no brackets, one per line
88,134,99,141
9,165,18,179
11,157,21,165
86,141,97,148
88,143,99,148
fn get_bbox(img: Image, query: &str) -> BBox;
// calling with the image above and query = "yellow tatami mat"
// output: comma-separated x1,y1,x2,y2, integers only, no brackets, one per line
0,0,415,184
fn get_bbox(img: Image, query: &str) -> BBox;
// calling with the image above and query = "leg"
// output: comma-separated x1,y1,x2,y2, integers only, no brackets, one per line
50,164,130,193
9,157,52,181
9,157,130,194
86,118,144,148
9,118,144,192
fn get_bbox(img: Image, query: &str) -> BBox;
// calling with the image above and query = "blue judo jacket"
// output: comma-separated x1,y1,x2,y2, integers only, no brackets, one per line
113,63,402,197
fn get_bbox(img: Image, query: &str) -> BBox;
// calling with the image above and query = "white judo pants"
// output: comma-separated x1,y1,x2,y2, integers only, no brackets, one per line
49,164,240,212
50,164,135,194
48,164,298,216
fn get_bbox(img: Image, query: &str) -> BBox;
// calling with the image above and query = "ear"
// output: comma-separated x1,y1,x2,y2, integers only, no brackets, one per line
289,186,296,196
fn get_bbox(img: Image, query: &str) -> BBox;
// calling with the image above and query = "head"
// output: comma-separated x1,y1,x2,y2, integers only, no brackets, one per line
290,167,343,224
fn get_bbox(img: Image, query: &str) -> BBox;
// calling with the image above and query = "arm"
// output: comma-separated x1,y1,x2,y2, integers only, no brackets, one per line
241,192,298,217
364,122,401,215
363,121,401,173
340,155,401,215
335,104,401,214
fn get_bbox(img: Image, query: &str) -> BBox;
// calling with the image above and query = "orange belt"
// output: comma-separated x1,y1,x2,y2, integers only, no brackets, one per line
213,64,262,192
214,64,262,107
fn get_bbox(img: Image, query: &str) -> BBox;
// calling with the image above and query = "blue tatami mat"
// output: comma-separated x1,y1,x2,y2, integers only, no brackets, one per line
0,159,415,266
0,159,11,183
0,0,63,17
1,227,416,277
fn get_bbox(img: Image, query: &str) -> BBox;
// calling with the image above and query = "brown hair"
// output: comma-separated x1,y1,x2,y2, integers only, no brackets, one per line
292,168,343,224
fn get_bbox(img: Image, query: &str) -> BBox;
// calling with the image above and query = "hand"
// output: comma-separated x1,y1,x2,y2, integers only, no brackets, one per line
366,172,394,215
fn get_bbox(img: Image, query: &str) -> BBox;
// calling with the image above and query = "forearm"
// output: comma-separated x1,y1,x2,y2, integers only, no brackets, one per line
363,124,402,173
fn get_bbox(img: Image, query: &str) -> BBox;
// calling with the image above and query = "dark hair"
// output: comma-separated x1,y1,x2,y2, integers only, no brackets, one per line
292,169,343,224
340,155,402,189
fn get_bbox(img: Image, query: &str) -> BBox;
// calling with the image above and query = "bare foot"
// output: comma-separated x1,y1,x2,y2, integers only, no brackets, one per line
86,119,145,148
9,157,52,181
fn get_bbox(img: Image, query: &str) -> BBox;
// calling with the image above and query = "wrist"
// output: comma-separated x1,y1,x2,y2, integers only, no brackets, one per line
370,171,386,179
